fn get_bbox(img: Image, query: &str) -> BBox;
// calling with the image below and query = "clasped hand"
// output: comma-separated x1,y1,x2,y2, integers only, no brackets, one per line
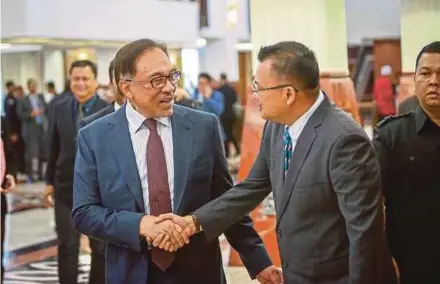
140,214,284,284
139,214,196,252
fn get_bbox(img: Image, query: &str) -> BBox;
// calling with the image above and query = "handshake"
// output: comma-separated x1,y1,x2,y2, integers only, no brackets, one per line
139,213,284,284
139,213,198,252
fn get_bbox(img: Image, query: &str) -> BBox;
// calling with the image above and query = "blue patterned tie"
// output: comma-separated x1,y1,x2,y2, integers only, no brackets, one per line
283,126,292,178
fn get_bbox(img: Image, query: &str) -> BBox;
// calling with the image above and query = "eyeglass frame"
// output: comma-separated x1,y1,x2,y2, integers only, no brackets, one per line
251,80,299,97
123,70,182,89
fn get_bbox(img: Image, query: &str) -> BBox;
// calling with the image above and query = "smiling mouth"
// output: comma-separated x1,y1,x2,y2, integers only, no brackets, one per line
427,91,440,96
160,97,173,103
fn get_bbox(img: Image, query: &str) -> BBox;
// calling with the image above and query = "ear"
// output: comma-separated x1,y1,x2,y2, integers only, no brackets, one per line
118,80,133,99
284,87,296,105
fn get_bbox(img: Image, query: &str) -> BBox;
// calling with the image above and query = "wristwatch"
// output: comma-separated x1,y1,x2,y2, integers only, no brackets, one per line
190,214,201,233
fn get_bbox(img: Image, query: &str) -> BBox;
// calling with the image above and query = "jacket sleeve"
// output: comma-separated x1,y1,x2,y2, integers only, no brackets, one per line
203,91,225,116
72,130,145,252
194,121,272,242
203,115,272,278
329,132,384,284
45,104,59,186
16,99,33,122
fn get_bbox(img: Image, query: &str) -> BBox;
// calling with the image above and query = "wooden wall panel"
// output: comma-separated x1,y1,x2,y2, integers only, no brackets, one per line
373,39,402,83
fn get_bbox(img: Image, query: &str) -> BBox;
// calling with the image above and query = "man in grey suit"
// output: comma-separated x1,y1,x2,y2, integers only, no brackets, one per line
155,41,397,284
17,79,47,181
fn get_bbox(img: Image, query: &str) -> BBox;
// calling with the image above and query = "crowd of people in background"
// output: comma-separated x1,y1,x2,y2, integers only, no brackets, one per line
1,71,241,186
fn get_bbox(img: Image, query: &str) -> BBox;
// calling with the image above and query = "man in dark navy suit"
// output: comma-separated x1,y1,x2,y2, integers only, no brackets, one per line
72,39,281,284
44,60,108,284
80,59,125,128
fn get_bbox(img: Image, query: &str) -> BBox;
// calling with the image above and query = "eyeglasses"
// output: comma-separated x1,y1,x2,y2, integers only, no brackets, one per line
125,71,182,89
251,80,298,97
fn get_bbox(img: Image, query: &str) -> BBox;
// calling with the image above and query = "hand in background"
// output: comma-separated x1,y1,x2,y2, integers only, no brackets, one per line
203,86,213,99
9,133,19,143
42,185,55,207
31,109,42,117
0,174,16,193
140,215,190,252
256,265,283,284
151,214,198,251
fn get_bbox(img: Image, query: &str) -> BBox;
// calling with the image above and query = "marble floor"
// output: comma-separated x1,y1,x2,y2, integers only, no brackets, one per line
2,182,257,284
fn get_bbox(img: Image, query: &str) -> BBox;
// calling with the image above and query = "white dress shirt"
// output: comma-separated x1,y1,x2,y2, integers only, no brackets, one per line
287,91,325,152
114,102,121,112
125,101,174,214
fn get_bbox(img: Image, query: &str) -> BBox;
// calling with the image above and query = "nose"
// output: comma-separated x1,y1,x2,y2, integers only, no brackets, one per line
430,72,440,85
162,77,175,93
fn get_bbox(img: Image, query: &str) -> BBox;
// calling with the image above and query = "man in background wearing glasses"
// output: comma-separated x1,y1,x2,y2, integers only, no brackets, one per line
72,38,281,284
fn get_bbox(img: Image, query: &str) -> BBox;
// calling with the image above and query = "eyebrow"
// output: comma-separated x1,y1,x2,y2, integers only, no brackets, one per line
149,67,177,78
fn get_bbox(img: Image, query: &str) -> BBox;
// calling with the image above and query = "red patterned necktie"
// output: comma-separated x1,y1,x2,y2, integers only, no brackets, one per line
144,118,174,271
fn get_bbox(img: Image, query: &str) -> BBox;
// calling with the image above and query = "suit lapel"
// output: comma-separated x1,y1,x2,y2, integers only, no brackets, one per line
276,98,331,224
272,126,285,213
63,96,77,134
171,106,193,214
109,106,145,212
92,98,108,113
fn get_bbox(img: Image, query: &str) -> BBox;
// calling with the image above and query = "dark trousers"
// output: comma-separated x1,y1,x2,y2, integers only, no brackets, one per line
12,138,26,173
394,255,438,284
148,262,180,284
54,199,105,284
221,117,240,158
24,128,44,179
1,194,7,282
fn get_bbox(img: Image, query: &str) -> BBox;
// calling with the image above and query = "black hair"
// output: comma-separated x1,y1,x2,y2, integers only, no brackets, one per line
69,60,98,78
258,41,320,91
415,41,440,71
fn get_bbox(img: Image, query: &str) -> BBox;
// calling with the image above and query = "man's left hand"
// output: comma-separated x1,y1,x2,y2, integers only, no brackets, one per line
1,174,16,193
256,265,283,284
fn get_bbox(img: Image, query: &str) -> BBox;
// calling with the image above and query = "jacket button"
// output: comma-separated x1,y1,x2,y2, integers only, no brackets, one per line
277,229,282,238
282,260,289,268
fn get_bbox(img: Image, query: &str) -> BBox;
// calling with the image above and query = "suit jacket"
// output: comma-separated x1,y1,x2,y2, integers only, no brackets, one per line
3,93,22,135
46,94,108,205
79,104,114,128
16,94,47,140
194,96,392,284
219,84,237,120
1,116,17,187
398,95,419,114
72,105,272,284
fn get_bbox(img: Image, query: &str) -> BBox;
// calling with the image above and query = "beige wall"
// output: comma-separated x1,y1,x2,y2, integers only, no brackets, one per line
401,0,440,72
250,0,348,73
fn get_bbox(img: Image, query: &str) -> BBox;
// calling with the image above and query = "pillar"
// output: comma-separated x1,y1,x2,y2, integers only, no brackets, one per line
230,0,360,267
1,51,42,92
398,0,440,104
96,48,119,85
199,37,239,82
43,50,65,94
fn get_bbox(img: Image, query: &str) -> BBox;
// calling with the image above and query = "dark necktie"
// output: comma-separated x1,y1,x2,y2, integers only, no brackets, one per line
76,103,84,126
144,118,174,271
283,126,292,179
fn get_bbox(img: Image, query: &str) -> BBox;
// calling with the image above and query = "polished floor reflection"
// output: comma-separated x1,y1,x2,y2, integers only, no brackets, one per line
2,182,257,283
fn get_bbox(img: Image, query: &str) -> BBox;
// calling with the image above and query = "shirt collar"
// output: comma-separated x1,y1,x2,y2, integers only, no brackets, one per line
79,94,98,111
125,100,171,134
114,102,121,111
415,106,433,133
287,91,325,141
